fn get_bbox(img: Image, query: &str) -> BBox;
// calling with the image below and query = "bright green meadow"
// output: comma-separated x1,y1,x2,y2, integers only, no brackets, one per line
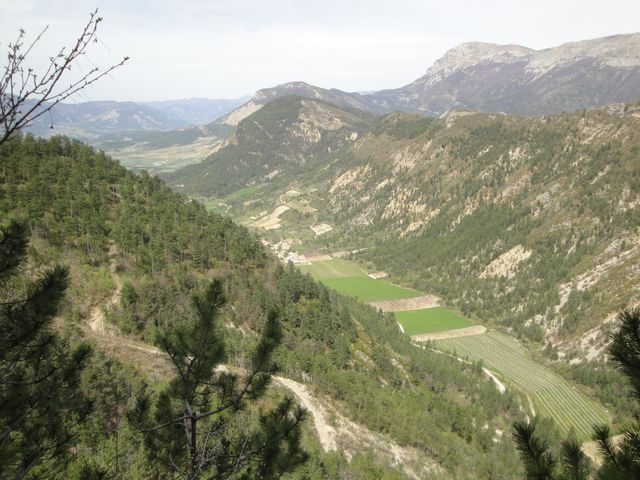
299,259,421,301
395,307,473,335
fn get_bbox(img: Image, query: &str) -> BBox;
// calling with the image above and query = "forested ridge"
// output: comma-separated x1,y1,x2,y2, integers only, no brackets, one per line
345,108,640,346
1,134,530,478
160,99,640,444
175,100,640,356
166,95,374,197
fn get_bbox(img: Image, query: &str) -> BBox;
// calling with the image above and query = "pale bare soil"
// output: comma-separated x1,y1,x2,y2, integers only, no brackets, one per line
87,249,121,335
412,325,487,342
273,377,440,479
367,294,440,312
304,253,333,262
310,223,332,236
581,435,624,466
249,205,290,230
367,271,388,279
480,245,532,279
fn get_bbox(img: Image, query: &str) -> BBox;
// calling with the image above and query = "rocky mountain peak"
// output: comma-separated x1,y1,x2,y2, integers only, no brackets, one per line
255,82,324,101
381,32,640,116
527,33,640,74
427,41,533,80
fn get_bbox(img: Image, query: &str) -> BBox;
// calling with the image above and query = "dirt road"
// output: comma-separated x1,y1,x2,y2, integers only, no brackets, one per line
88,252,121,335
83,263,440,478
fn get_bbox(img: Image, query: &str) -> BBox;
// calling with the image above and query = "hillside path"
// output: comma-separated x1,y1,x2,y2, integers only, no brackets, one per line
88,247,121,335
82,260,439,479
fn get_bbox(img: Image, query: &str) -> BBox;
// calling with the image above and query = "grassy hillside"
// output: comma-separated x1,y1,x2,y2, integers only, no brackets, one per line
0,134,530,478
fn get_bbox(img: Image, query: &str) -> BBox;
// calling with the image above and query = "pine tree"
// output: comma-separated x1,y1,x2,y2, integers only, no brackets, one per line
0,219,92,478
129,279,306,479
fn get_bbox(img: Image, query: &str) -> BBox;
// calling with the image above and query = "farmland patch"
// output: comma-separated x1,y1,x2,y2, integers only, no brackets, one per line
395,307,473,336
435,330,610,439
299,259,422,301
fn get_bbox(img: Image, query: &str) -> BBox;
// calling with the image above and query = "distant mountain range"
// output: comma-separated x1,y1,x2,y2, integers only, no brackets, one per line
371,33,640,115
26,33,640,144
24,97,248,140
140,97,251,125
215,33,640,127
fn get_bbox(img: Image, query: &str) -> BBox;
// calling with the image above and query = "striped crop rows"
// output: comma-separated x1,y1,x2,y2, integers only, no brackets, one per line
435,330,609,439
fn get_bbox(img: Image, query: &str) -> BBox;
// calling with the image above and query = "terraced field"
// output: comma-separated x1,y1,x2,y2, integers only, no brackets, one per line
435,330,609,438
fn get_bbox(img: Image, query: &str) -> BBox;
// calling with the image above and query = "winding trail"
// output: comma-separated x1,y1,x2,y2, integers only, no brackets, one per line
88,248,122,335
82,255,440,479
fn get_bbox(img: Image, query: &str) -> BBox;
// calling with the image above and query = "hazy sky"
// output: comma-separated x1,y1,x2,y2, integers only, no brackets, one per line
1,0,639,101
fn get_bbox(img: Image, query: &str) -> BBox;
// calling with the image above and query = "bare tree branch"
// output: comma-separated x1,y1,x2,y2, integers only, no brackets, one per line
0,8,129,145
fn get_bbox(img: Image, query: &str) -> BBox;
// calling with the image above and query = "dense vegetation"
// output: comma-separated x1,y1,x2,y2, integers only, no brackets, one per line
0,134,529,478
167,99,640,435
325,109,640,343
166,96,373,197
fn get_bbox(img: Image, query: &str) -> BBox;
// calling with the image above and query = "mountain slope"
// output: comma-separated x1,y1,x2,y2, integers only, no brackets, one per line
214,81,384,127
24,97,246,141
166,95,375,196
25,100,184,139
175,101,640,362
0,133,526,478
371,33,640,115
317,105,640,354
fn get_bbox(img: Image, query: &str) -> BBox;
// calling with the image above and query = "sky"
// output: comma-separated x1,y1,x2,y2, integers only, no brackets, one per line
1,0,639,102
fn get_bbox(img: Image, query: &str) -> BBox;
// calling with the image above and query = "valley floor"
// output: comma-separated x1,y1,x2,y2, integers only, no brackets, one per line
286,249,611,443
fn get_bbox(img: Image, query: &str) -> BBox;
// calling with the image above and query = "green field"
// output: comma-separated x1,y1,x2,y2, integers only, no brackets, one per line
299,259,421,301
395,307,473,335
435,330,609,439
